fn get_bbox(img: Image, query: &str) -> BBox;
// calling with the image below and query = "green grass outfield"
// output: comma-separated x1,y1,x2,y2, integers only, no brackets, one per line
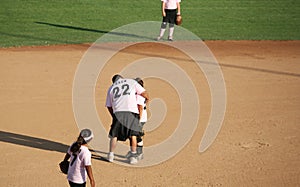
0,0,299,47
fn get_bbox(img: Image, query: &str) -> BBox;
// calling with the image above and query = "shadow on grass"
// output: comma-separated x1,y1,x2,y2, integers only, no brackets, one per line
0,31,76,45
34,21,155,41
0,21,154,47
35,22,109,34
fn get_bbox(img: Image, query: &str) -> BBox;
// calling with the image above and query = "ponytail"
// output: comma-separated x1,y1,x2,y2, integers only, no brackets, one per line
70,136,86,154
69,131,91,166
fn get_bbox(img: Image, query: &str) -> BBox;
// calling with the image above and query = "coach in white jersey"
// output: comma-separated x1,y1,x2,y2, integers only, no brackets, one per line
106,74,149,164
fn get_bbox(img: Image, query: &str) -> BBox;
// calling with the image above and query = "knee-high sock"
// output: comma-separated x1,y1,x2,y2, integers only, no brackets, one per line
169,24,175,38
137,140,143,154
159,22,167,37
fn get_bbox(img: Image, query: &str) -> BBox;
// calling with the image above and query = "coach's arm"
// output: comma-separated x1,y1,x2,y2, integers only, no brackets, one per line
141,91,149,103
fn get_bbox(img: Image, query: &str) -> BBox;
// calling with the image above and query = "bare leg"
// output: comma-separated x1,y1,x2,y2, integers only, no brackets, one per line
109,137,117,152
130,136,137,153
108,137,117,162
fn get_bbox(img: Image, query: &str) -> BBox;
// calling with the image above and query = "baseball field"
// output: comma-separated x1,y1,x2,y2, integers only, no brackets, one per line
1,0,300,186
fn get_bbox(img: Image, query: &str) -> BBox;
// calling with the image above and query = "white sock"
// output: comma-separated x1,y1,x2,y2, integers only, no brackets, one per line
159,28,166,37
137,140,143,146
169,27,174,38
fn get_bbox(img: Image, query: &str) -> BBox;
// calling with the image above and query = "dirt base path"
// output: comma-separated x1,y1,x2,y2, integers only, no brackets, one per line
0,41,299,186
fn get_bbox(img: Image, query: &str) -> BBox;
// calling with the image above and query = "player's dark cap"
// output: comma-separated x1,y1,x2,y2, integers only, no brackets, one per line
112,74,123,83
135,77,144,87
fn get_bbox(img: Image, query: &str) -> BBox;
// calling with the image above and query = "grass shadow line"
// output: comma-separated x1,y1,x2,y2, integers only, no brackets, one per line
35,21,155,41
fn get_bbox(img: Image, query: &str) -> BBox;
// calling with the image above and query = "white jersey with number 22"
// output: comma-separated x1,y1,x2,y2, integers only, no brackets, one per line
106,78,145,114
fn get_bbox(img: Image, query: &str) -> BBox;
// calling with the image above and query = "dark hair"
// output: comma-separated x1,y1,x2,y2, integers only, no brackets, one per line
70,136,86,154
112,74,123,83
135,77,144,87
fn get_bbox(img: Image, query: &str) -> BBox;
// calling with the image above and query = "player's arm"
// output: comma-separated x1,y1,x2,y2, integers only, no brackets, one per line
85,165,95,187
162,1,166,17
136,83,149,102
141,91,149,103
176,1,181,15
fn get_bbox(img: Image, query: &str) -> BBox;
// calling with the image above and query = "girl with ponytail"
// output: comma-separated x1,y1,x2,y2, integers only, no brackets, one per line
62,129,95,187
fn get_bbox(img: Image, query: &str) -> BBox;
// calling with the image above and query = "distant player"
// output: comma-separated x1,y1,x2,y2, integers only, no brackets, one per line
106,74,149,164
157,0,181,41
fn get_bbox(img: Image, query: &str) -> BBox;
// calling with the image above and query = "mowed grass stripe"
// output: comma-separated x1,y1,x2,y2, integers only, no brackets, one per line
0,0,299,47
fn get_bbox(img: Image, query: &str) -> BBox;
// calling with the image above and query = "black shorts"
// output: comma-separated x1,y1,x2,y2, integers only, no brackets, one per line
69,181,86,187
109,112,140,141
162,9,177,24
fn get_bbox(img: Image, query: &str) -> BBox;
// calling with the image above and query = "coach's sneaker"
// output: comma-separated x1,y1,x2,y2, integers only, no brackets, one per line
107,152,114,162
156,36,162,41
129,156,138,165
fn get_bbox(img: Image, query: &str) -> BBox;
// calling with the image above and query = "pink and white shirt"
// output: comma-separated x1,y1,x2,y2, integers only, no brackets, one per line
161,0,181,10
67,145,91,184
106,78,146,114
137,94,147,123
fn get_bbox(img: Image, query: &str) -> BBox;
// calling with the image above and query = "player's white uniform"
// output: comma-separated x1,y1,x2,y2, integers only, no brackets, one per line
162,0,181,10
67,145,91,184
106,78,145,113
158,0,181,41
136,92,147,158
137,94,147,123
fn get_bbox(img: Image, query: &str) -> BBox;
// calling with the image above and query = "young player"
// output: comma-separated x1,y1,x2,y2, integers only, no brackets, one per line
135,78,147,160
157,0,181,41
125,77,147,161
62,129,95,187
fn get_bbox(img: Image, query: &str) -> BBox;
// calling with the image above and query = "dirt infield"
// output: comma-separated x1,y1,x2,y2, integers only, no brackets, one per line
0,41,299,186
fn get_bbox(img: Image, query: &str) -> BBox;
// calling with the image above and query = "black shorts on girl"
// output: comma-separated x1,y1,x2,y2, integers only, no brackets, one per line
163,9,177,24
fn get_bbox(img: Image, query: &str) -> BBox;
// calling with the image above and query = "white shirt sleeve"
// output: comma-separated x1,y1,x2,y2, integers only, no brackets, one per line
83,150,92,166
135,83,146,95
136,94,145,105
105,86,112,107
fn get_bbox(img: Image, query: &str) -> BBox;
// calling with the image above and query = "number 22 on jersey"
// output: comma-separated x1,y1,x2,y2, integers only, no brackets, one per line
112,83,130,99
